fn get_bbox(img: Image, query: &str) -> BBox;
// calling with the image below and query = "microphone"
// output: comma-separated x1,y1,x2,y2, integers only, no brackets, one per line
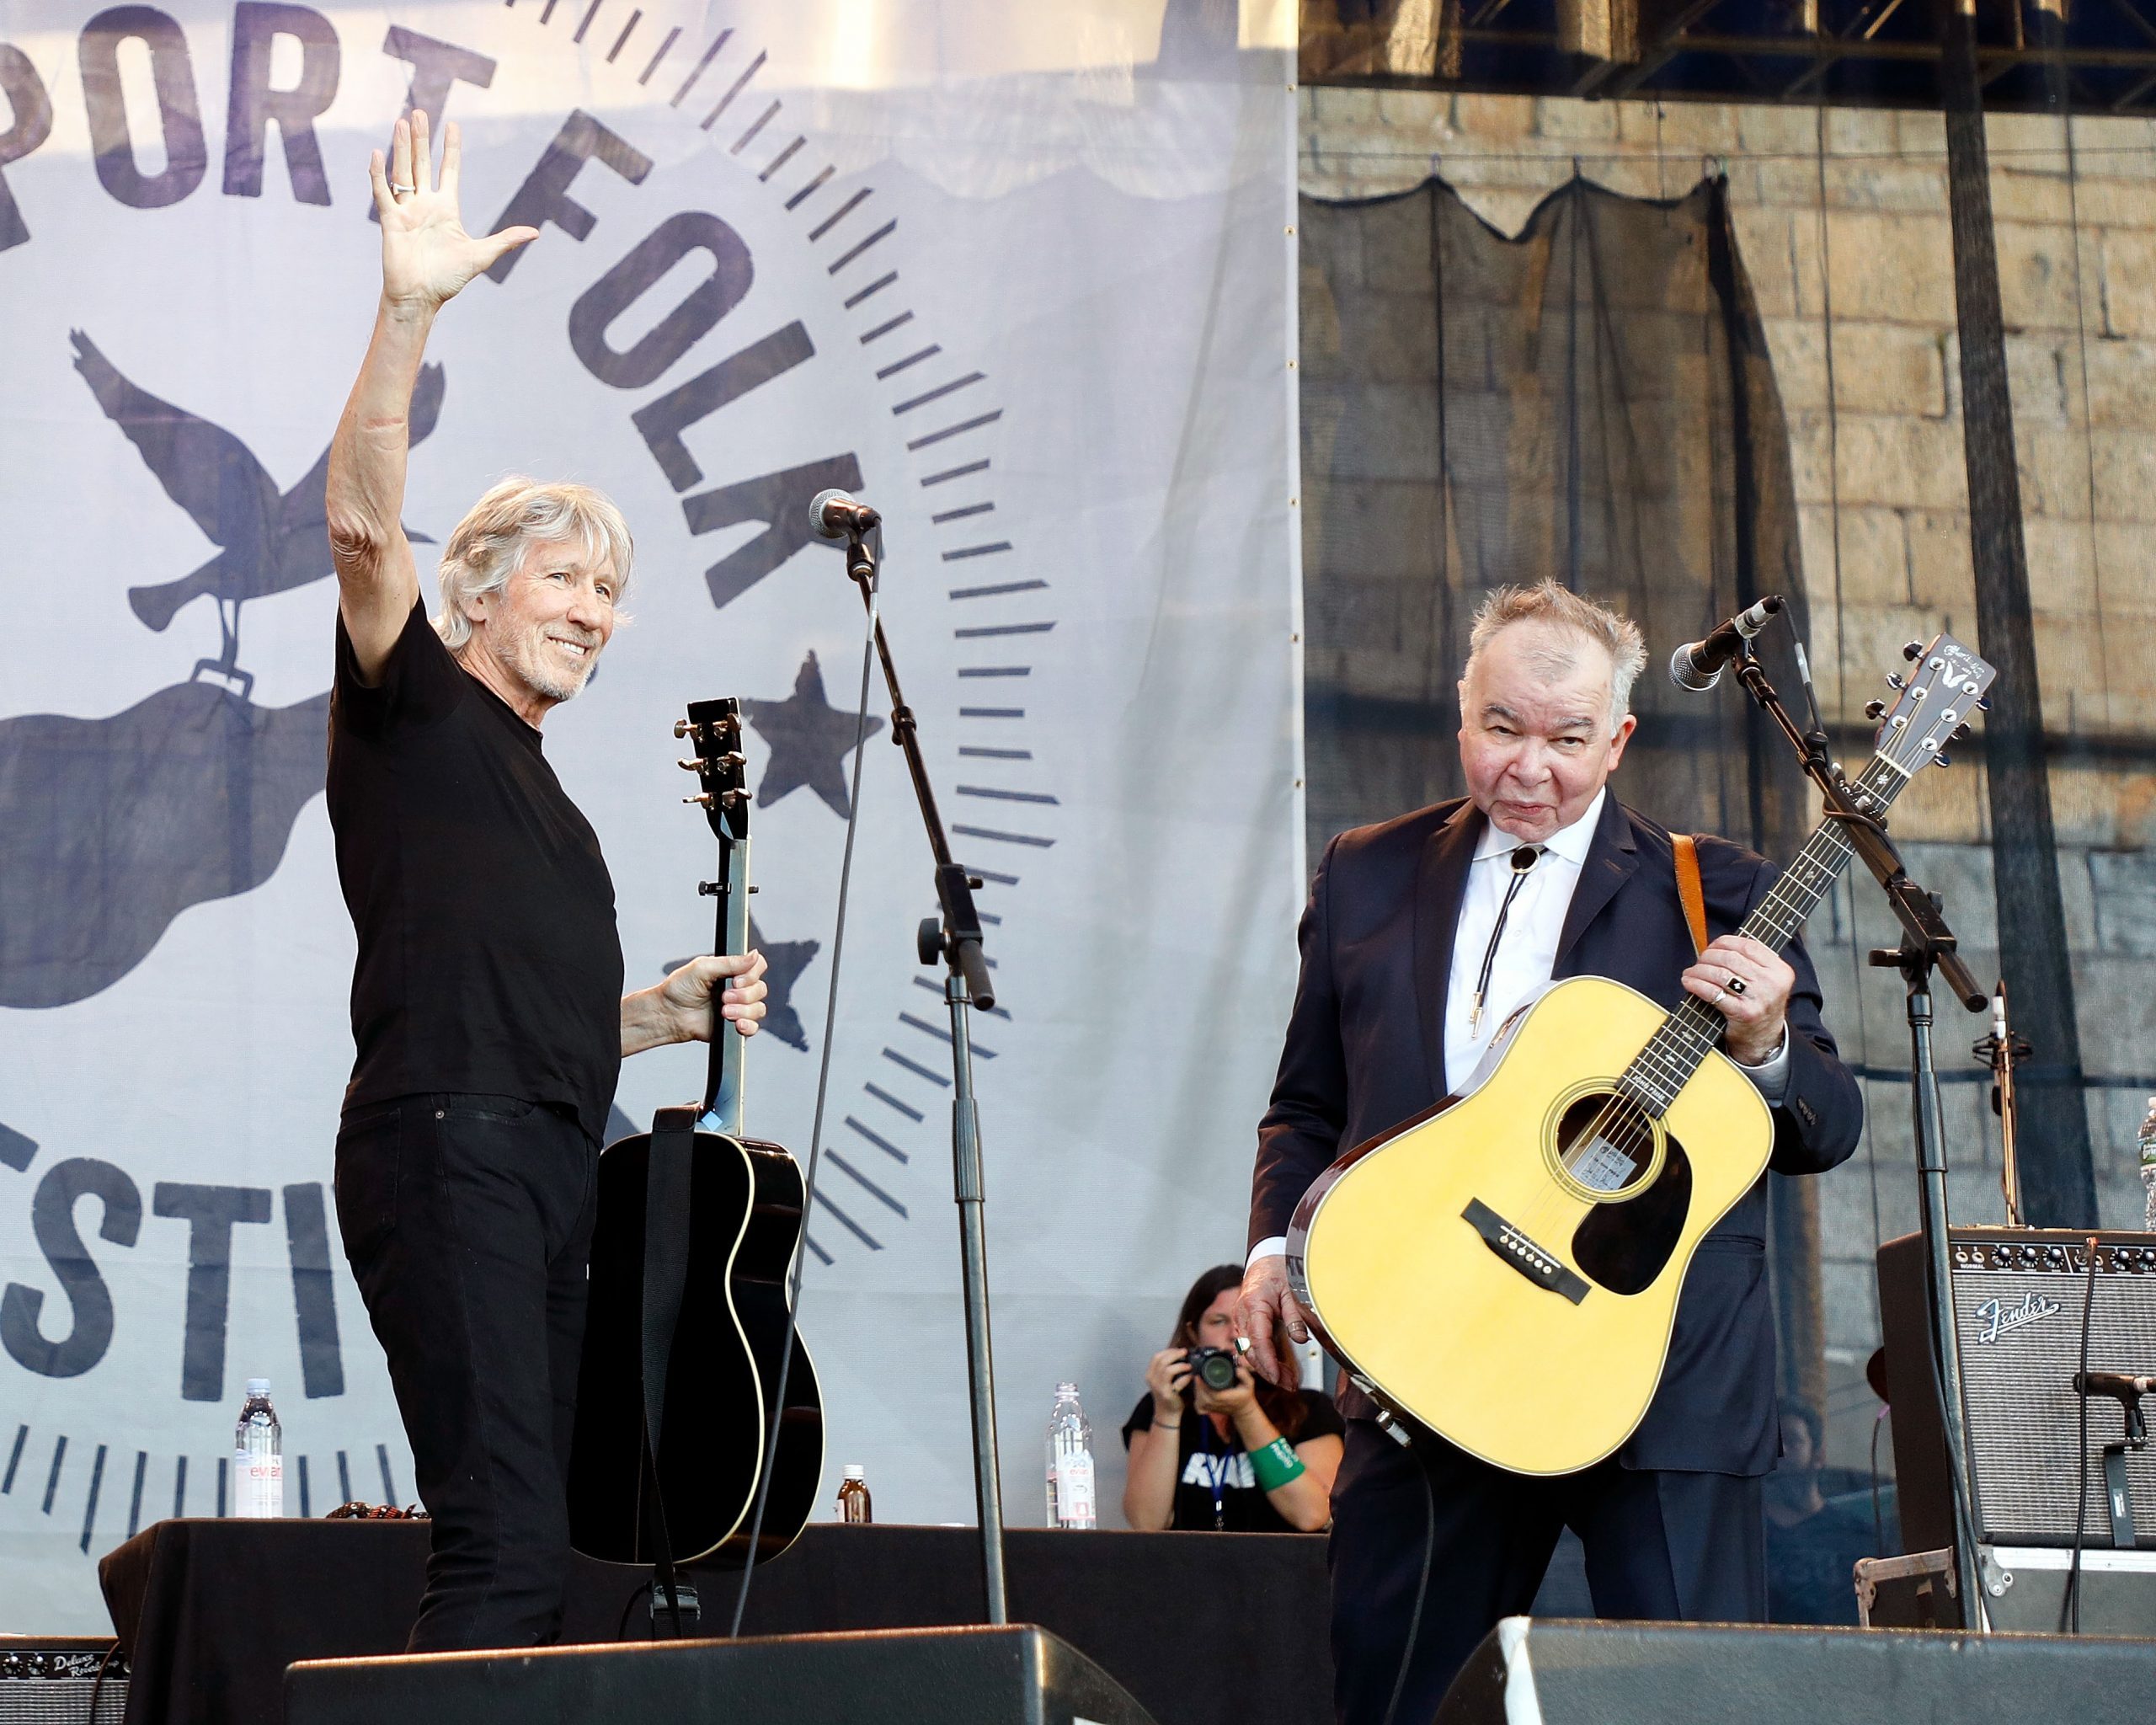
2076,1370,2156,1398
1668,595,1785,692
808,488,879,540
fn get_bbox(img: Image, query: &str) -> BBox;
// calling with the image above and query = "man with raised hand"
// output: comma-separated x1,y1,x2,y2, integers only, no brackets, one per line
323,112,768,1652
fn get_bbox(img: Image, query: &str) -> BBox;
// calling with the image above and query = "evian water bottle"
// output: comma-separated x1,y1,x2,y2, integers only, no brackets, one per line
2138,1097,2156,1231
1046,1383,1096,1529
233,1379,283,1518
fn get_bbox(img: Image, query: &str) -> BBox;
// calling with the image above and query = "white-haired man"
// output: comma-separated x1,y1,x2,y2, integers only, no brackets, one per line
1240,583,1864,1722
323,113,767,1652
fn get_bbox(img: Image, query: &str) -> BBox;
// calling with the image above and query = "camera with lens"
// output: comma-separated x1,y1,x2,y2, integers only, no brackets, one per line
1185,1346,1241,1393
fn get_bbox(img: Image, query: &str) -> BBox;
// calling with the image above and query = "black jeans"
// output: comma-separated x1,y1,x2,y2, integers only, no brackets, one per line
1327,1420,1765,1725
334,1093,597,1652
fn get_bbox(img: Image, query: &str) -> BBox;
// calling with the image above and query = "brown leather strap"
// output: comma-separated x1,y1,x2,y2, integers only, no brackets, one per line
1673,835,1709,958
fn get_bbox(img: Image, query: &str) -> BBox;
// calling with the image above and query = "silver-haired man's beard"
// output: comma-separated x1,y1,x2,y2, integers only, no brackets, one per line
504,618,604,702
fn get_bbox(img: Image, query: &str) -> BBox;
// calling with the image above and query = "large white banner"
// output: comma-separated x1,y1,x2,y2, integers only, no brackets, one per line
0,0,1299,1628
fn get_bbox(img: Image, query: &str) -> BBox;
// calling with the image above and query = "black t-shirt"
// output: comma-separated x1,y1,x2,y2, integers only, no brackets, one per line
1121,1391,1345,1533
327,601,623,1143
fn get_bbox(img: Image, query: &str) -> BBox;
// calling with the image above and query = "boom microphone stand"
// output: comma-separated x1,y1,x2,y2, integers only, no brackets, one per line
839,521,1010,1624
1726,635,2001,1626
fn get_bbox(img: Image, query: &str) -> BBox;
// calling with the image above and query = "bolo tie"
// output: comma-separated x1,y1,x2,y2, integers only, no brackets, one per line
1467,844,1545,1038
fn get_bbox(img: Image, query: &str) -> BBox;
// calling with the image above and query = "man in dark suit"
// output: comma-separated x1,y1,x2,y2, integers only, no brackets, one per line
1238,582,1862,1725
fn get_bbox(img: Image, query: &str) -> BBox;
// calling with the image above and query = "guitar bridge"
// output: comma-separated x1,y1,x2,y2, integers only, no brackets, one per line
1463,1199,1589,1305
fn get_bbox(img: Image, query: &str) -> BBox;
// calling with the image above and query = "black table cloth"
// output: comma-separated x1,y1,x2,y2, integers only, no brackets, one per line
99,1520,1333,1725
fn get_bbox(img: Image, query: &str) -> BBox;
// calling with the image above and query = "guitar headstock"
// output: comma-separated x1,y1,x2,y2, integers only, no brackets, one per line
675,697,750,842
1865,633,1996,780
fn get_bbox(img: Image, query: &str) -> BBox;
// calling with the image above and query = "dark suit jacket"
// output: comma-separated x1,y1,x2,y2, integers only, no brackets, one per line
1251,792,1864,1476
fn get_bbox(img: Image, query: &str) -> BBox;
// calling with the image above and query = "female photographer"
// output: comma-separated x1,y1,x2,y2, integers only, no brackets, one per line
1122,1264,1344,1531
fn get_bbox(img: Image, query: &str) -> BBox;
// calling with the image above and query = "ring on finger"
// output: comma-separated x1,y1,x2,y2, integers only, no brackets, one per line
1710,985,1728,1009
1726,975,1747,997
390,180,416,195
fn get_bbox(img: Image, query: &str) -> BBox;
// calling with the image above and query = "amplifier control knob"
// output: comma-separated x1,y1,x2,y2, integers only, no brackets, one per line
2044,1245,2067,1266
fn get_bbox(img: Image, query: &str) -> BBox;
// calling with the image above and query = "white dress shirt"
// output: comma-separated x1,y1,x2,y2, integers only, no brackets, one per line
1251,789,1789,1265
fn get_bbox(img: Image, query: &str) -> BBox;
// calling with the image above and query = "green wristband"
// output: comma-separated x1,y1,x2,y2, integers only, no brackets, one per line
1248,1437,1305,1493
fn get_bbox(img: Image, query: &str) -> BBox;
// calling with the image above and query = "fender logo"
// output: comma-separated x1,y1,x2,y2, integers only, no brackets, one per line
1973,1292,2061,1344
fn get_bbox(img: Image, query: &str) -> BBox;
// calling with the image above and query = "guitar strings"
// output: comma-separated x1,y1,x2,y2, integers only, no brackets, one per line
1508,757,1895,1242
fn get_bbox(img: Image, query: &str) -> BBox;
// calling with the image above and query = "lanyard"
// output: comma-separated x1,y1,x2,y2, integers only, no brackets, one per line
1467,844,1544,1037
1196,1420,1232,1531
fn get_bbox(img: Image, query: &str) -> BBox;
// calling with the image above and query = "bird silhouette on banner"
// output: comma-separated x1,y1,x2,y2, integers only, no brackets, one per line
71,331,445,690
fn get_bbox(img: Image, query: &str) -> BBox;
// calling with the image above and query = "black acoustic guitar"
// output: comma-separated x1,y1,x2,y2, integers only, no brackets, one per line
566,696,825,1568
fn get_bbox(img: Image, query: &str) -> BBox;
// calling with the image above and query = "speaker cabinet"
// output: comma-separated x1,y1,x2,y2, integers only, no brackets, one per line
1432,1618,2155,1725
1877,1228,2156,1552
286,1624,1158,1725
0,1638,125,1724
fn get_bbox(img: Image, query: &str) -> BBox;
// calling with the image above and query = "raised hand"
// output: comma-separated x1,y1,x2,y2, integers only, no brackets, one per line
368,111,536,309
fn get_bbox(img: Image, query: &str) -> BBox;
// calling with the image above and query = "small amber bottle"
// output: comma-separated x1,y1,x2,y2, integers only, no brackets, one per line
835,1464,872,1524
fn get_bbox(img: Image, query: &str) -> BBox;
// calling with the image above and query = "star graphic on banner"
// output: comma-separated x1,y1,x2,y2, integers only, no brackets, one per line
662,916,819,1053
742,650,883,819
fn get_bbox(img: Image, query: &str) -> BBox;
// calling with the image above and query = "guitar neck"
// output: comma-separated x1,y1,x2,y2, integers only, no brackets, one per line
1621,754,1906,1117
702,827,751,1135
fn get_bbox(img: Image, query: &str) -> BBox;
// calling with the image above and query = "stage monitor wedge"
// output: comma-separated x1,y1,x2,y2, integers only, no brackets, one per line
286,1623,1159,1725
1432,1618,2156,1725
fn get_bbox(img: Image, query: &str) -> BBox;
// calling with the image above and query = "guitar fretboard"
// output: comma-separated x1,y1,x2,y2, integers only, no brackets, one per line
1618,753,1905,1120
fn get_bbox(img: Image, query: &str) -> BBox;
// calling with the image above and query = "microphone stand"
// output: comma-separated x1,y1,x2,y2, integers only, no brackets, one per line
839,524,1009,1624
1726,642,2002,1627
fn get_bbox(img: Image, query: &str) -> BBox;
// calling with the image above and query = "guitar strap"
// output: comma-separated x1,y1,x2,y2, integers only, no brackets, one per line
641,1103,699,1632
1673,834,1709,958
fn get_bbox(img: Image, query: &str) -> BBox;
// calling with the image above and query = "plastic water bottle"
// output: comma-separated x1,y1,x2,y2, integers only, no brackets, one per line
835,1464,872,1524
1046,1382,1096,1530
232,1379,282,1518
2138,1097,2156,1231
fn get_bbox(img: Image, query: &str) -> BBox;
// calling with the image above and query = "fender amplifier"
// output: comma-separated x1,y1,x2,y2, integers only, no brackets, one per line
0,1639,125,1723
1877,1227,2156,1553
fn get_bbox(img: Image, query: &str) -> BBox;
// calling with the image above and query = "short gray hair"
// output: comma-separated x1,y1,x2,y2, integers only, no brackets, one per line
1465,581,1647,731
434,477,634,649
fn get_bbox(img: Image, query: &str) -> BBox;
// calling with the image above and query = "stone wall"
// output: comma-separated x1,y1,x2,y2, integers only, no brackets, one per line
1299,87,2156,1462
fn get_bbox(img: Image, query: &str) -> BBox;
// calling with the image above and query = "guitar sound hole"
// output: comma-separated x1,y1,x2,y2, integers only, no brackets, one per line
1556,1093,1655,1195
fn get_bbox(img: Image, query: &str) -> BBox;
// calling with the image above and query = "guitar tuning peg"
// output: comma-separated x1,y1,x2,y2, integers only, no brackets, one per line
1886,673,1906,692
718,751,746,769
676,758,702,772
1902,640,1924,662
1933,753,1951,769
1863,700,1886,721
1951,723,1972,743
720,788,754,807
1977,695,1990,711
683,793,712,807
673,718,693,740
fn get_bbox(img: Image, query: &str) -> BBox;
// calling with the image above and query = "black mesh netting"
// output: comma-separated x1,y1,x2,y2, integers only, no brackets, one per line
1299,171,1815,873
1297,168,1830,1429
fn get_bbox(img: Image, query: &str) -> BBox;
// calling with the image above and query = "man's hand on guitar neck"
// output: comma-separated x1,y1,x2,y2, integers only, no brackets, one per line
1681,932,1794,1069
1235,1253,1313,1391
619,951,768,1057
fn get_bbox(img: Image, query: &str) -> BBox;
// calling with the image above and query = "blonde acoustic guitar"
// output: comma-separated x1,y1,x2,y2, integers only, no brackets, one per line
1287,632,1995,1476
